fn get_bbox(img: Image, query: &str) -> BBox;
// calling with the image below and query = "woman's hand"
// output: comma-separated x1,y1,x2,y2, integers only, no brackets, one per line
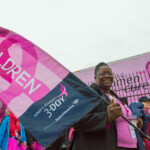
107,99,123,122
136,117,143,129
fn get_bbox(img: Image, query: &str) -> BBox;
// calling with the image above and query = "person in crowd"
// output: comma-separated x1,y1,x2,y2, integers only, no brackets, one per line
30,134,43,150
139,96,150,150
68,62,143,150
25,128,44,150
139,96,150,112
25,128,34,150
0,108,27,150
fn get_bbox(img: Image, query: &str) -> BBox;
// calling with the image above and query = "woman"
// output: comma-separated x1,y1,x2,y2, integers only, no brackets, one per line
0,109,27,150
69,62,141,150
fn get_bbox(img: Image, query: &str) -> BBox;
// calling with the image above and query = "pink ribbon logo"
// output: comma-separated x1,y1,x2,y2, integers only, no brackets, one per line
57,84,68,97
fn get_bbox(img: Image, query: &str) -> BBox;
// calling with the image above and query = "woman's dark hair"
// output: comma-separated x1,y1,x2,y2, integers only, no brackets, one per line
94,62,109,77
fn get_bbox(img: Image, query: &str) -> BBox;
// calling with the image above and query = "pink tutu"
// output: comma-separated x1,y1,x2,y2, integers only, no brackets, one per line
7,138,26,150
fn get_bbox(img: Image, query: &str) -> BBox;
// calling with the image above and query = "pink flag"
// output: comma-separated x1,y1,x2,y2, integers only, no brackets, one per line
0,27,101,148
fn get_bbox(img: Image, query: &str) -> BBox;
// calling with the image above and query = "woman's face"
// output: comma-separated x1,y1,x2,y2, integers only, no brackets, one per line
95,66,114,90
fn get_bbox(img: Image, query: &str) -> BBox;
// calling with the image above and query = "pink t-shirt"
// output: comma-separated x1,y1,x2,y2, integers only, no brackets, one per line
107,94,137,148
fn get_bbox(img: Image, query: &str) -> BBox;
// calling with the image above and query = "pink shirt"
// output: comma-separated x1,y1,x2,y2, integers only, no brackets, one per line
107,94,137,148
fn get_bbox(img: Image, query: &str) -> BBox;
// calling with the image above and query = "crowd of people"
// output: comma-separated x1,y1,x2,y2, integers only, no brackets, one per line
0,62,150,150
0,109,43,150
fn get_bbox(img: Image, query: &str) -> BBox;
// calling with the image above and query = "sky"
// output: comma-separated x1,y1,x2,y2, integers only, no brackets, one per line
0,0,150,72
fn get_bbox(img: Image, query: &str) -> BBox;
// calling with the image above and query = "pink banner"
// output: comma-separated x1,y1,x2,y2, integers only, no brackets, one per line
0,27,69,118
74,53,150,104
0,27,101,147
